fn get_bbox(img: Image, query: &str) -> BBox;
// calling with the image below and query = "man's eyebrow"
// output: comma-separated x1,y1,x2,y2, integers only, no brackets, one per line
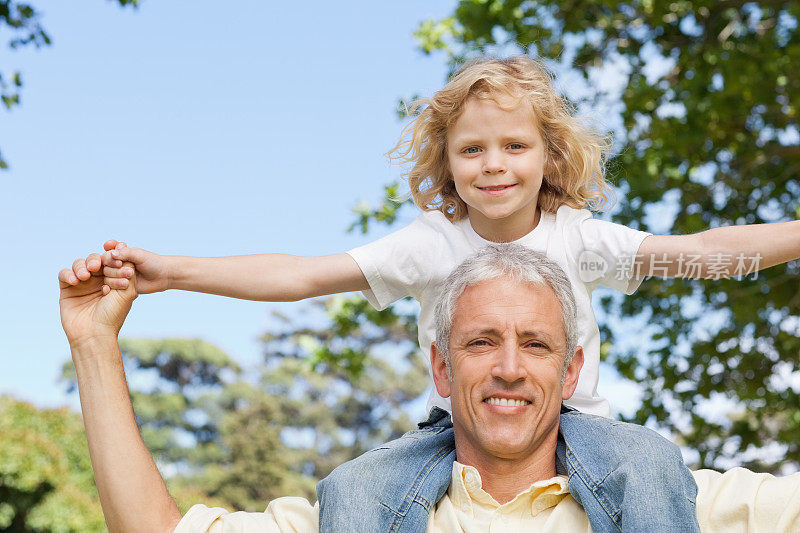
469,328,500,335
520,329,554,338
458,327,501,339
459,328,557,341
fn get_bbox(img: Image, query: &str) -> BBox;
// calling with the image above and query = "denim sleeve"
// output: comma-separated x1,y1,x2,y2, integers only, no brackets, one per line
317,415,455,533
557,408,700,533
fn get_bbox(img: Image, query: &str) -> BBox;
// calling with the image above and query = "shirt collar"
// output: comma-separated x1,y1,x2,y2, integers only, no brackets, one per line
456,209,555,248
449,461,570,518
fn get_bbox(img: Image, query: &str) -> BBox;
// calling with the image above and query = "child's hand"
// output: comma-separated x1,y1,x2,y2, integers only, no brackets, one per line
98,240,171,294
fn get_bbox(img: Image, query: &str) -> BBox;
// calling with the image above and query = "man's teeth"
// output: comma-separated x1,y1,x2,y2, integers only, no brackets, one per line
485,397,529,407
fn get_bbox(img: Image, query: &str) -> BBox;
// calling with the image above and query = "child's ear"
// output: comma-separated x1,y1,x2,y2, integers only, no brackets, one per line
430,343,452,398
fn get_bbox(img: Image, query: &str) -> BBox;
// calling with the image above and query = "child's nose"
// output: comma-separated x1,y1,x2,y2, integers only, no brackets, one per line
482,151,507,174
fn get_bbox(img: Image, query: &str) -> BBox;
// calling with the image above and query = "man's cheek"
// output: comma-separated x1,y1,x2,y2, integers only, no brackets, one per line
452,389,473,421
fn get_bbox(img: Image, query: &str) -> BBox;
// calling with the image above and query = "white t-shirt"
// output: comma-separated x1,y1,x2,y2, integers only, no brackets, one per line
347,205,650,417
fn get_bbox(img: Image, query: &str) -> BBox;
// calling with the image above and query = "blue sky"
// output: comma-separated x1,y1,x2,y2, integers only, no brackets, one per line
1,0,639,415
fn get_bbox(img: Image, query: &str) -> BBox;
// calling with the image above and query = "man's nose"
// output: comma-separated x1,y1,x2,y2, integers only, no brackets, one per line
482,149,506,174
490,344,525,383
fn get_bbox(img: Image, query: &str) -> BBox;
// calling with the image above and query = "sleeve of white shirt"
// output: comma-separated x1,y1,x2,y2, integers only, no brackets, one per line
174,498,319,532
564,207,651,295
694,468,800,532
346,214,440,310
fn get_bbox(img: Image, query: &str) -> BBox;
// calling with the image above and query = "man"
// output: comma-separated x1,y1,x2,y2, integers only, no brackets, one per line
59,244,800,532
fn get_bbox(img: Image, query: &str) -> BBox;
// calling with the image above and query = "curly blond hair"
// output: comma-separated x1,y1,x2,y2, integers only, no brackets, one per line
388,55,614,221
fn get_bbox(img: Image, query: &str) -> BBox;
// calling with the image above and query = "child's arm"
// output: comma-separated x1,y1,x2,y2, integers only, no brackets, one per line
79,240,370,301
636,220,800,279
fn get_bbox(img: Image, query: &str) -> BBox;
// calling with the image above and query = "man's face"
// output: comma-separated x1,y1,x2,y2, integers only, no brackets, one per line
432,276,583,463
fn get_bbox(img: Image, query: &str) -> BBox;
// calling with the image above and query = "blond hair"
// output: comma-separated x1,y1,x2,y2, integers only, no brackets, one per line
388,55,614,221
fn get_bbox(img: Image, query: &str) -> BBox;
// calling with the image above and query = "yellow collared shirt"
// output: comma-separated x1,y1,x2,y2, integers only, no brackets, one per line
175,461,800,532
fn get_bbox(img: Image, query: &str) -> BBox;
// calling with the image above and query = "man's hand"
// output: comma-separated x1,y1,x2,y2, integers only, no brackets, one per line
58,252,138,348
99,240,171,294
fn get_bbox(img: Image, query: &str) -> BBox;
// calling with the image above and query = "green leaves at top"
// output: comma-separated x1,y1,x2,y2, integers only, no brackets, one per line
407,0,800,471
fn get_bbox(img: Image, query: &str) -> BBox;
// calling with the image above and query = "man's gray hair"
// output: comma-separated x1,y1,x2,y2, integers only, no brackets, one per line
433,244,579,379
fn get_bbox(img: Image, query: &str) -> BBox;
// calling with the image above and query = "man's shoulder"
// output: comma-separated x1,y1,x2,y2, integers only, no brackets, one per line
693,466,800,528
175,498,319,532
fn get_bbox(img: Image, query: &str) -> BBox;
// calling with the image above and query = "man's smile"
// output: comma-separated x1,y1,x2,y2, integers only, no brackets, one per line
484,397,530,406
482,393,532,413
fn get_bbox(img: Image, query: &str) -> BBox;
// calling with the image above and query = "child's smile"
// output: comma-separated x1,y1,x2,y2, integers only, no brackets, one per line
477,184,517,196
447,94,546,242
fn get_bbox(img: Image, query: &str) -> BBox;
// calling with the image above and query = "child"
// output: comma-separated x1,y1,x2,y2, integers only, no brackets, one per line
68,55,800,532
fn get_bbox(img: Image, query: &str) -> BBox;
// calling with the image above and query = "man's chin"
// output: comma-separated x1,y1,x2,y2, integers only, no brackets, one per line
478,428,537,458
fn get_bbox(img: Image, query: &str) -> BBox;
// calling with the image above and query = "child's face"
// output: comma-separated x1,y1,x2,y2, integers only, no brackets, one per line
446,95,546,241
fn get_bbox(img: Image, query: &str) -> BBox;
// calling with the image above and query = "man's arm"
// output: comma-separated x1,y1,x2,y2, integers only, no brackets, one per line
59,253,182,533
80,240,369,302
693,468,800,531
636,220,800,278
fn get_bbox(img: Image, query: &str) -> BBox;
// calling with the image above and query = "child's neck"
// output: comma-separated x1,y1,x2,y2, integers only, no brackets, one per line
467,206,541,243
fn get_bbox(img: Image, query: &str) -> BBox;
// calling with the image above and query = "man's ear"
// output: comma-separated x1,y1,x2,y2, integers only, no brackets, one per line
561,346,584,401
430,342,452,399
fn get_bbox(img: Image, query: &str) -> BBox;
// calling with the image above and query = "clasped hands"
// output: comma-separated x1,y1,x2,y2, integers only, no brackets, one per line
58,241,138,350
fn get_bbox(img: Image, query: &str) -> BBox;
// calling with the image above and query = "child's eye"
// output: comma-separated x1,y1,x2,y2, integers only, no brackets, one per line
463,146,481,154
508,143,525,150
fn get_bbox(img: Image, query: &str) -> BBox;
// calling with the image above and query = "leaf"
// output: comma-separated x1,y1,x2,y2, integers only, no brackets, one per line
411,0,800,471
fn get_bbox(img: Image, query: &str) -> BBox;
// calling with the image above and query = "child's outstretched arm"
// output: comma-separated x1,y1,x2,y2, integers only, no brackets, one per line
636,220,800,279
67,239,370,302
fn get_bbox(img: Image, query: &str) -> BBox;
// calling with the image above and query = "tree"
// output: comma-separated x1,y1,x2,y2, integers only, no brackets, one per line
0,395,106,532
397,0,799,472
0,0,138,169
255,296,428,482
59,295,427,513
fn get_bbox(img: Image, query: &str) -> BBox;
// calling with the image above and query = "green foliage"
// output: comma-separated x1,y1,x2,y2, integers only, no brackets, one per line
349,182,412,235
164,294,426,509
0,396,106,532
181,383,318,510
0,0,137,169
259,295,428,481
408,0,800,471
54,297,426,514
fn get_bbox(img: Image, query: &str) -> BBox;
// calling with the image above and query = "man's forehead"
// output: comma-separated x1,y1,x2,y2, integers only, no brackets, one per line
451,278,564,335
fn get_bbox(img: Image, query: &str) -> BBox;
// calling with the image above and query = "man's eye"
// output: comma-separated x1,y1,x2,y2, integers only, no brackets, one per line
469,339,489,346
527,342,548,349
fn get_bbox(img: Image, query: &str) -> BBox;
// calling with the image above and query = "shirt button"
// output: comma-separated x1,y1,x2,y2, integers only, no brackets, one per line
501,514,509,524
